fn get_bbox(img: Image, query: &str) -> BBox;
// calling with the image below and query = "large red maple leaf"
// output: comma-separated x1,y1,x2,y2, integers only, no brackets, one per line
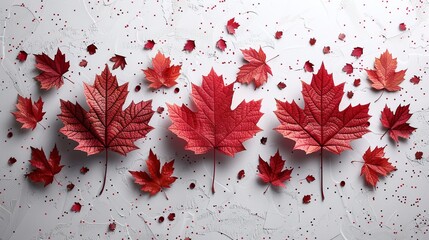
274,63,371,200
354,146,396,187
12,95,45,130
257,150,293,194
380,104,416,142
236,47,273,88
58,65,154,195
168,69,263,193
143,51,182,89
129,149,177,199
27,145,63,187
34,48,70,90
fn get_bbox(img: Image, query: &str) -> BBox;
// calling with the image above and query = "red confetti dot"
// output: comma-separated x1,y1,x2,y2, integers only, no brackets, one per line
303,195,311,204
189,182,195,189
168,213,175,221
415,151,423,160
158,216,164,223
8,157,17,165
7,132,13,138
340,181,346,187
135,85,141,92
237,170,245,180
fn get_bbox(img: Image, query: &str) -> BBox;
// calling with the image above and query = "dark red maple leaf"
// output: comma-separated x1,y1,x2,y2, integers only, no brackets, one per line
303,195,311,204
309,38,316,46
380,104,416,142
275,31,283,39
80,166,89,174
275,63,371,200
216,39,227,51
87,44,97,55
304,61,314,72
143,51,182,89
353,146,396,187
17,50,28,62
366,50,407,92
12,95,45,130
129,149,177,199
144,40,155,50
58,65,154,195
238,170,245,179
415,151,423,160
342,63,353,74
168,69,263,193
110,54,127,70
226,18,239,34
257,150,293,194
183,40,195,52
306,175,315,183
108,222,116,231
351,47,363,58
27,145,63,187
71,202,82,212
34,48,70,90
236,47,273,88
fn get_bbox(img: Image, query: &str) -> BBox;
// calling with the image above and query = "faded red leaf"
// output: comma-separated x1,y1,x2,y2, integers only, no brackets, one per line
338,33,346,41
236,47,273,88
27,145,63,187
258,150,293,194
183,40,195,52
226,18,240,34
144,40,155,50
79,59,88,67
304,60,314,72
323,46,330,54
381,104,416,142
275,63,371,200
34,48,70,90
143,51,182,89
12,95,45,130
17,50,28,62
358,146,396,187
342,63,353,74
110,54,127,70
168,69,263,193
216,39,227,51
351,47,363,58
365,50,407,91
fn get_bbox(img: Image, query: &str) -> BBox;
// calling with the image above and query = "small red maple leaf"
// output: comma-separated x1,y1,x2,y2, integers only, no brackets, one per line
58,65,154,195
258,150,293,194
309,38,316,46
366,50,407,92
34,48,70,90
17,50,28,62
304,60,314,72
168,69,263,193
380,104,416,142
110,54,127,70
144,40,155,50
168,213,175,221
8,157,17,165
226,18,240,34
303,195,311,204
275,63,371,200
306,175,315,183
410,75,420,85
236,47,273,88
216,39,227,51
351,47,363,58
183,40,195,52
67,183,75,191
12,95,45,130
354,146,396,187
87,44,97,55
71,202,82,212
80,166,89,174
275,31,283,39
342,63,353,74
143,51,182,89
415,151,423,160
108,222,116,231
27,145,63,187
129,149,177,199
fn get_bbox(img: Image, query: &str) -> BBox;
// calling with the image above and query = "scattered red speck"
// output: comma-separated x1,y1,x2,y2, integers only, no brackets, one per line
8,157,17,165
303,195,311,204
158,216,164,223
67,183,75,191
415,151,423,160
410,75,420,85
260,137,267,145
144,40,155,50
340,181,346,187
399,23,406,31
238,170,245,180
134,85,141,92
157,106,164,114
174,87,180,93
309,38,316,46
347,91,354,99
304,61,314,72
168,213,175,221
7,132,13,138
71,202,82,212
87,44,97,55
306,175,315,183
275,31,283,39
183,40,195,52
338,33,346,41
277,82,286,90
353,79,361,87
108,222,116,231
79,59,88,67
17,51,28,62
189,182,195,189
323,46,330,54
80,167,89,174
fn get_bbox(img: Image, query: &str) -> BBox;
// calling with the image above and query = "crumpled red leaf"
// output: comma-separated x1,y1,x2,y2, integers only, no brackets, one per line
34,48,70,90
236,47,273,88
351,47,363,58
304,60,314,72
358,146,396,187
58,65,154,195
110,54,127,70
380,104,416,142
365,50,407,91
183,40,195,52
168,69,263,193
129,149,177,198
27,145,63,187
144,40,155,50
143,51,182,89
275,63,371,200
12,95,45,130
257,150,293,194
226,18,240,34
17,50,28,62
71,202,82,212
87,44,97,55
216,39,227,51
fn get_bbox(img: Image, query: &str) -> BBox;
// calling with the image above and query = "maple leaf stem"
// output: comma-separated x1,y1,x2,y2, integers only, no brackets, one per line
374,91,384,103
263,184,270,194
98,149,108,196
351,160,364,164
54,177,62,186
267,54,280,62
212,149,216,194
380,129,389,140
320,149,325,201
38,122,46,130
63,76,75,84
162,189,169,200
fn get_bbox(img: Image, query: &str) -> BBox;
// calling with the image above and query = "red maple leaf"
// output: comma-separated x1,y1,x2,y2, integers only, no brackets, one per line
12,95,45,130
380,104,416,142
129,149,177,199
304,61,314,72
351,47,363,58
216,39,227,51
226,18,239,34
303,195,311,204
342,63,353,74
71,202,82,212
34,48,70,90
110,54,127,70
306,175,315,183
27,145,63,187
87,44,97,55
236,47,273,88
275,63,371,200
183,40,195,52
17,50,28,62
257,150,293,194
168,69,263,193
143,51,182,89
275,31,283,39
309,38,316,46
144,40,155,50
365,50,407,92
354,146,396,187
410,75,420,85
58,65,154,195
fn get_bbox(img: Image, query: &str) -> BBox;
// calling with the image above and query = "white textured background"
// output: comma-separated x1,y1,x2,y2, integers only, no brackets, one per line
1,0,429,239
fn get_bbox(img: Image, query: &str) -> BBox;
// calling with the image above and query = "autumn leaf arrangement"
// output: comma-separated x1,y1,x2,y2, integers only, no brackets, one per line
13,28,416,202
